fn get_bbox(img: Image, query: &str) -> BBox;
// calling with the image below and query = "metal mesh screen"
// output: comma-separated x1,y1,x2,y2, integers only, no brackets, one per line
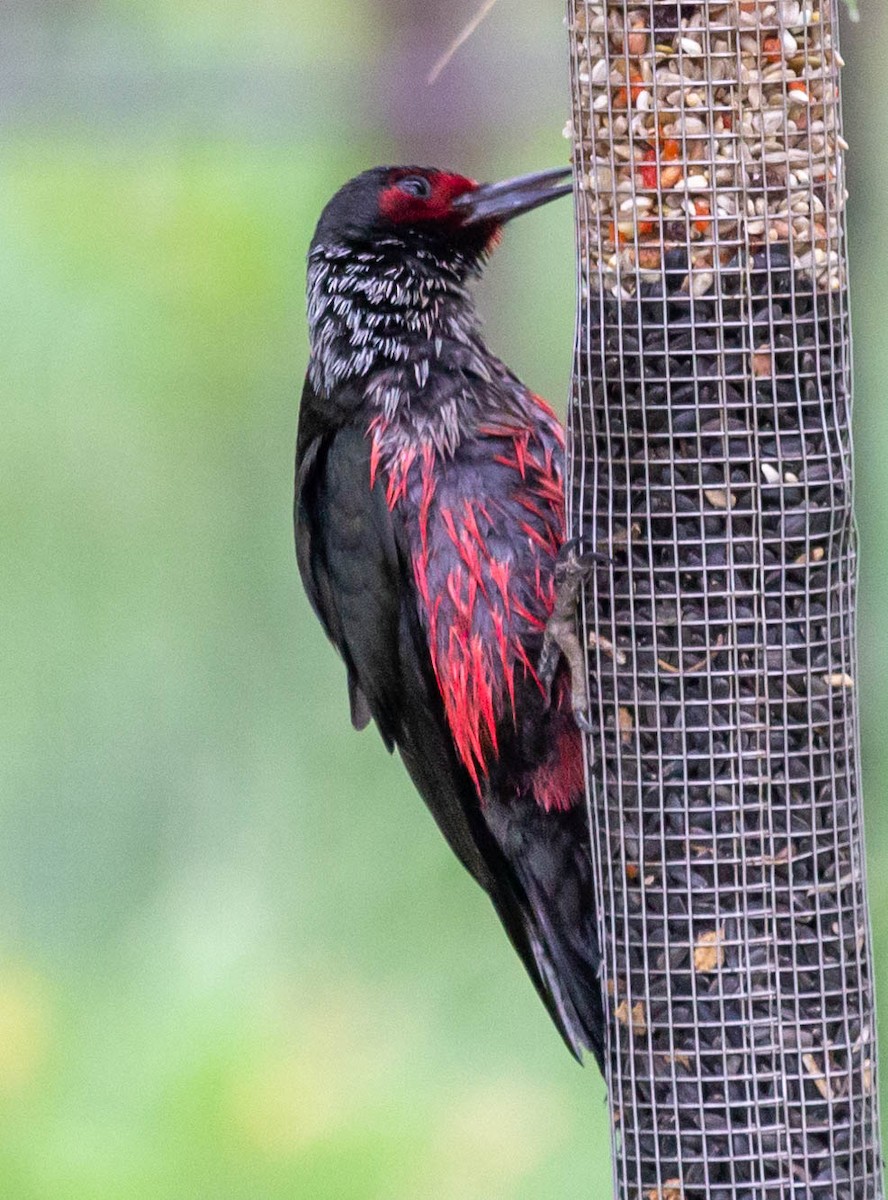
566,1,883,1196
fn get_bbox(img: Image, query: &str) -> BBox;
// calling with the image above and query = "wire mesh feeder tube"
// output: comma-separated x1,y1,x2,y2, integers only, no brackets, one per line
566,1,883,1196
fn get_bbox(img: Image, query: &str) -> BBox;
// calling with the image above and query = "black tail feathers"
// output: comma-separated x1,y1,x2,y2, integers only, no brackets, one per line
483,793,607,1072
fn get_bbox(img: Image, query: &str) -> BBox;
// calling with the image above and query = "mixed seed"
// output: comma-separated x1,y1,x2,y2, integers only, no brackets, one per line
568,2,880,1198
569,0,846,297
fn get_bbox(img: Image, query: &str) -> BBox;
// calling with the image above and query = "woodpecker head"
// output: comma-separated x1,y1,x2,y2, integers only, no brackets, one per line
306,164,572,406
310,164,572,272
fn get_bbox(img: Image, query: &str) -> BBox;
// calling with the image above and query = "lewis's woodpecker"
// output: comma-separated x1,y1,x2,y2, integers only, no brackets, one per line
294,165,604,1067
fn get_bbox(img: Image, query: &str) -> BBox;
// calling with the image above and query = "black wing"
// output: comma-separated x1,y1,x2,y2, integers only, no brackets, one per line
295,375,496,883
294,376,589,1059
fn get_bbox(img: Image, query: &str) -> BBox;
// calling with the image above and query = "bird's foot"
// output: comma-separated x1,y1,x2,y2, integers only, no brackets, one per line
539,538,608,732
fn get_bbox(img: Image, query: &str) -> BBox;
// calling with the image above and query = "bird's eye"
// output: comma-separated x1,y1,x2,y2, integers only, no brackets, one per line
397,176,433,199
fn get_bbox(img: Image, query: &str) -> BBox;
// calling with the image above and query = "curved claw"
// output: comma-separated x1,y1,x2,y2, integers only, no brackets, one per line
557,535,582,560
573,705,595,735
578,550,611,570
538,637,560,708
554,536,611,576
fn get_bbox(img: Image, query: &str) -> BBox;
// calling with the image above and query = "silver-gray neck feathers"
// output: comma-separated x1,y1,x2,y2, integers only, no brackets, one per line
306,241,489,402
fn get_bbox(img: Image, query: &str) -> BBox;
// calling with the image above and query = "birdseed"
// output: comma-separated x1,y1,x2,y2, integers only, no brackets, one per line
570,0,845,298
567,1,882,1197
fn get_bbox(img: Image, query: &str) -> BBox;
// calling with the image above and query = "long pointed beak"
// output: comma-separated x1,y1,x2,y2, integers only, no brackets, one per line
452,166,573,226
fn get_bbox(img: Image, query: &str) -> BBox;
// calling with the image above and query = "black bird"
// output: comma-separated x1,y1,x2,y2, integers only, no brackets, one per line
294,164,604,1067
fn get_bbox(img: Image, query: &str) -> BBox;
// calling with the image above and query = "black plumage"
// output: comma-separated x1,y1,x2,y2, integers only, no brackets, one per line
294,165,604,1066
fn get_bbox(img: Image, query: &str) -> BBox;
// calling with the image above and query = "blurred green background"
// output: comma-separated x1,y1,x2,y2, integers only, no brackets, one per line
2,2,886,1197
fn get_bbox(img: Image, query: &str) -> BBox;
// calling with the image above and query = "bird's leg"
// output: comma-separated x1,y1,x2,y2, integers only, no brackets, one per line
539,538,608,733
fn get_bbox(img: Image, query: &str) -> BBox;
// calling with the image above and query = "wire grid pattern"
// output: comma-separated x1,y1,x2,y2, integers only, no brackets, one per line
566,1,882,1196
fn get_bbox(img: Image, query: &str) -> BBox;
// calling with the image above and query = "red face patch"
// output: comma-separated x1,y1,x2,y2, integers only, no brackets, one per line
378,169,478,226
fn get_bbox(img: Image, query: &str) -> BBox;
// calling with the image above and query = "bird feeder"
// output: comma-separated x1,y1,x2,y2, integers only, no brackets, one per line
566,1,884,1196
